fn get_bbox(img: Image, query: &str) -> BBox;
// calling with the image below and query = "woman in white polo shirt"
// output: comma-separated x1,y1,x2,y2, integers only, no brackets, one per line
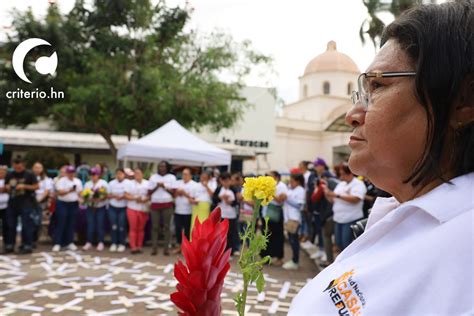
172,168,197,253
148,161,176,256
53,166,82,252
190,171,215,235
82,167,109,252
325,163,366,251
290,2,473,315
125,168,149,254
107,168,130,253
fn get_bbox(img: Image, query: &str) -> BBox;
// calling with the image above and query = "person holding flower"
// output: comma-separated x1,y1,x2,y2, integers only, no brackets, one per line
107,168,130,253
82,167,108,251
125,168,150,254
53,166,82,252
282,173,306,270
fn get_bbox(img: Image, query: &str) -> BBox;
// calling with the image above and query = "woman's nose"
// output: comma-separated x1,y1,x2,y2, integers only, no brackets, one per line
345,103,366,128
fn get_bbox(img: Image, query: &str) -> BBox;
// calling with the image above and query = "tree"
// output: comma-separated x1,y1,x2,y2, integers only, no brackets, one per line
0,0,273,158
359,0,437,49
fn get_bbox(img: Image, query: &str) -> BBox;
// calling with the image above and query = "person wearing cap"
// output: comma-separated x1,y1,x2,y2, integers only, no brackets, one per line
53,165,82,252
124,168,135,180
148,161,176,256
107,168,130,253
82,167,109,252
3,157,39,254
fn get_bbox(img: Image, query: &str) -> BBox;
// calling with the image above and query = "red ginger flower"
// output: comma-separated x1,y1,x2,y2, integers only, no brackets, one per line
171,207,231,316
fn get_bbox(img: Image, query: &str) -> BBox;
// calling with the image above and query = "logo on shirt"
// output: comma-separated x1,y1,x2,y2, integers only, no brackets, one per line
324,269,366,316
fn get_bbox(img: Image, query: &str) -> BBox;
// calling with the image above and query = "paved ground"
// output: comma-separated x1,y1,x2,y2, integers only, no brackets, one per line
0,242,320,315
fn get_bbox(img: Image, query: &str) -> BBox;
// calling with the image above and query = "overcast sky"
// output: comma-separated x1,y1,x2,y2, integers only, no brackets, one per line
0,0,397,103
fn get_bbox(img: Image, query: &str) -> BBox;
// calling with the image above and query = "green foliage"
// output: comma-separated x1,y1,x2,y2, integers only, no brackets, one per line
359,0,434,49
235,199,271,316
24,148,69,170
0,0,273,157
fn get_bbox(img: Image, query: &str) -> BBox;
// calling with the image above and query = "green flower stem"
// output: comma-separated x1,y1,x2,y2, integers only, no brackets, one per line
237,198,264,316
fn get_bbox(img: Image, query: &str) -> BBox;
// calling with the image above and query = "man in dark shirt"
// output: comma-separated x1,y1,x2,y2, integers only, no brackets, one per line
4,157,39,254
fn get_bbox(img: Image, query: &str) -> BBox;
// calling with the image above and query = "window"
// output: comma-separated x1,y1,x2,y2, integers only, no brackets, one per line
347,82,353,95
303,84,308,98
323,81,330,95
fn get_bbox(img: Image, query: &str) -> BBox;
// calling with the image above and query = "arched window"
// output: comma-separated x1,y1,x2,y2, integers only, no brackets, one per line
347,82,353,95
323,81,330,95
303,84,308,98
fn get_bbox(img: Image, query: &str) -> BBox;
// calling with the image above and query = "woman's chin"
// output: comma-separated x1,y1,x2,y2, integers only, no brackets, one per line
348,152,368,177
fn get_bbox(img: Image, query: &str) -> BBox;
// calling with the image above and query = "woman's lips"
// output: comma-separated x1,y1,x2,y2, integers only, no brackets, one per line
349,135,366,146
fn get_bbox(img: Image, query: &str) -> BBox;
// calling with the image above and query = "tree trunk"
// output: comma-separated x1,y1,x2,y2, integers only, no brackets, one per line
99,131,117,161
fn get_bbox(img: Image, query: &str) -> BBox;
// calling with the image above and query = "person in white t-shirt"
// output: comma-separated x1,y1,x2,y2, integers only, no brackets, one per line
0,166,10,252
32,162,53,246
125,168,150,254
217,172,239,255
53,166,83,252
190,171,216,235
107,168,130,253
148,161,176,256
172,168,197,253
282,173,306,270
82,167,109,252
261,171,288,266
324,163,367,251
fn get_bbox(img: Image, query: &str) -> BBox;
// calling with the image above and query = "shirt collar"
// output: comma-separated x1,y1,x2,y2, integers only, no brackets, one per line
370,172,473,227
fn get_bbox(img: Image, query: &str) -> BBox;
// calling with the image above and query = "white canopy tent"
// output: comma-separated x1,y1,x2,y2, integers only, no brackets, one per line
117,120,231,166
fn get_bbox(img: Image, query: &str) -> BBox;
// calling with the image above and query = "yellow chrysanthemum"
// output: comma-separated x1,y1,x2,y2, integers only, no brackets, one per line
242,176,276,206
81,188,92,197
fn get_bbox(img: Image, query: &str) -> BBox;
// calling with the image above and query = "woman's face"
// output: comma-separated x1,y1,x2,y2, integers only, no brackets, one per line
345,40,428,189
158,163,167,175
116,171,125,181
289,178,297,189
134,169,143,181
33,163,43,176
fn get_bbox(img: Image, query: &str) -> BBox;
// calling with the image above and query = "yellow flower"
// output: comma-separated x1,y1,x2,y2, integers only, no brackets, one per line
242,176,276,206
82,188,92,197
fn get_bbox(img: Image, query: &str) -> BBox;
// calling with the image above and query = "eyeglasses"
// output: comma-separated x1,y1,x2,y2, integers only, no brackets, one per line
351,71,416,109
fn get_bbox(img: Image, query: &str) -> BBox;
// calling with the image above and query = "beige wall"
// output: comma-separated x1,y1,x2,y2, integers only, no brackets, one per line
299,71,358,100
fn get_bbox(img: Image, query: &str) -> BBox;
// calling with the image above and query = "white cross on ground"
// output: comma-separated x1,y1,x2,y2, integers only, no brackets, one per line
108,266,141,275
110,258,129,266
2,300,44,313
85,308,128,315
145,301,174,312
86,273,113,283
34,288,76,299
0,276,24,285
132,262,154,270
111,296,155,308
75,289,120,300
130,285,157,296
104,281,138,291
45,297,84,313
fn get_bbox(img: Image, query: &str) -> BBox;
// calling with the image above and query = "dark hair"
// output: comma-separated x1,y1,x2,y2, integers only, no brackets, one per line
219,172,231,181
381,1,473,186
339,162,352,176
290,173,305,187
158,161,172,173
13,156,24,164
269,170,281,180
115,168,125,174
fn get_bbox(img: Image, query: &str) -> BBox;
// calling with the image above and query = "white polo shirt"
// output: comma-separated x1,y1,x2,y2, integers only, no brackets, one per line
0,179,9,209
108,178,130,208
192,181,217,203
148,173,176,203
175,179,197,215
126,179,149,212
55,177,83,202
333,177,367,224
289,172,474,316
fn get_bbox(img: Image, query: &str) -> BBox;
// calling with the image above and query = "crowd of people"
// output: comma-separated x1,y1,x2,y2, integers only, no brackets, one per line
0,156,388,270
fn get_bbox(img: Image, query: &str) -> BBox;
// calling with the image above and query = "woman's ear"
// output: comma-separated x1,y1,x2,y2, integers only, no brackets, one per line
450,75,474,129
